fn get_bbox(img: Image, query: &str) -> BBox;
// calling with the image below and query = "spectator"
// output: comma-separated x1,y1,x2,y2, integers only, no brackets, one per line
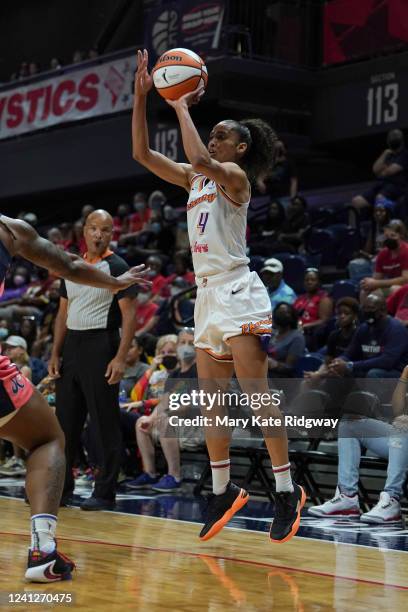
329,293,408,379
348,197,393,282
28,62,40,77
165,251,195,286
50,57,62,70
146,255,169,298
72,220,86,254
47,227,64,247
278,195,310,253
267,303,305,377
352,129,408,211
119,336,149,400
387,283,408,325
113,204,130,242
18,316,38,353
260,258,296,311
3,335,32,380
360,220,408,299
293,268,333,350
304,297,360,386
127,328,196,491
18,62,29,80
154,276,195,335
249,200,286,255
261,140,298,198
72,50,85,64
88,48,99,60
80,205,94,224
308,369,408,523
135,288,159,335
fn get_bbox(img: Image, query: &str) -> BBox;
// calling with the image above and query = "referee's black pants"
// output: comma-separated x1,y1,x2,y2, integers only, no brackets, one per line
56,329,122,501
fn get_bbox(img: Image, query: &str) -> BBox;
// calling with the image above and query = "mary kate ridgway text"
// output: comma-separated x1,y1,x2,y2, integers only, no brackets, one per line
168,415,339,429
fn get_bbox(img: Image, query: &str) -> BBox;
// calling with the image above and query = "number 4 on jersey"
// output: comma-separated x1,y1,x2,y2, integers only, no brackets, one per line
197,212,209,235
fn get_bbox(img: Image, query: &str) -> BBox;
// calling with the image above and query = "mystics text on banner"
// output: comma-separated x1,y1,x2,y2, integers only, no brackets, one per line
0,52,137,140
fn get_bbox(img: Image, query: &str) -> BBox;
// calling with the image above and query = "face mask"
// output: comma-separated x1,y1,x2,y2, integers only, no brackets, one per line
177,345,195,361
135,202,146,213
162,355,178,370
273,312,292,327
137,293,150,304
150,222,161,235
388,138,402,150
362,311,378,325
0,328,8,340
146,270,157,279
13,275,26,287
383,238,398,250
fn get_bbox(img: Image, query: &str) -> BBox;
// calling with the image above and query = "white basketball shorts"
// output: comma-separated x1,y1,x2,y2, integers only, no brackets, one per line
194,265,272,362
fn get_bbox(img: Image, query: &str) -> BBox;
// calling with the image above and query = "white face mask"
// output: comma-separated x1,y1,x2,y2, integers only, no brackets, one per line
177,344,195,361
138,293,150,304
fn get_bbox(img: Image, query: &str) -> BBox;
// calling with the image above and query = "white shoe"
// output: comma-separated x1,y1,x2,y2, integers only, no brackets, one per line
308,487,361,518
360,492,402,524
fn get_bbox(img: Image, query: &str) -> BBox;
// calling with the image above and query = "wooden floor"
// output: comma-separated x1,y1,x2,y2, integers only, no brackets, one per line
0,497,407,611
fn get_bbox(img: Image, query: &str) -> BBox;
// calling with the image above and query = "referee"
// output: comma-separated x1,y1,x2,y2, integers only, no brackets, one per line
49,210,138,510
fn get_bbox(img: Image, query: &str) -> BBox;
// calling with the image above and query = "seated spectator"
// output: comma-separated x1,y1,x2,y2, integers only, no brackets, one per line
50,57,62,70
135,288,159,336
88,47,99,60
0,319,9,341
261,140,298,199
352,129,408,212
146,255,170,299
80,204,95,224
249,200,286,256
308,369,408,523
18,316,38,353
112,204,130,242
329,293,408,379
277,195,310,253
127,192,150,234
293,268,333,350
260,258,296,311
28,62,39,76
119,336,149,400
304,297,360,386
72,50,85,64
127,328,197,492
267,303,305,377
3,335,32,380
360,220,408,300
387,283,408,326
47,227,64,247
348,197,393,282
165,251,195,286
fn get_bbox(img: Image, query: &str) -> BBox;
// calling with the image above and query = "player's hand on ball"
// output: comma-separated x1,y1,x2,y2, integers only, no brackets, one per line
135,49,153,96
166,85,205,109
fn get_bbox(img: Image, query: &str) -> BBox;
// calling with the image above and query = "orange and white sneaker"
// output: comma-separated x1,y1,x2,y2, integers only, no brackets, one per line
269,483,306,544
199,481,249,541
25,548,75,582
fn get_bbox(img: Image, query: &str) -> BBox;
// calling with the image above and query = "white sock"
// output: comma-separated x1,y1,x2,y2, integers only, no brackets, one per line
273,462,294,493
31,514,57,554
210,459,230,495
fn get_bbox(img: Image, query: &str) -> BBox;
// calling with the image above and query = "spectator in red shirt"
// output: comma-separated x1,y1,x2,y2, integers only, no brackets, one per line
128,192,150,234
135,288,159,336
165,251,195,287
112,204,130,242
361,220,408,300
146,255,170,299
386,284,408,325
293,268,333,350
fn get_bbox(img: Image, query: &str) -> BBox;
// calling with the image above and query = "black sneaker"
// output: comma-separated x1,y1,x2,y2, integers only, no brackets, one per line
199,481,249,541
25,548,75,582
270,483,306,543
80,496,115,511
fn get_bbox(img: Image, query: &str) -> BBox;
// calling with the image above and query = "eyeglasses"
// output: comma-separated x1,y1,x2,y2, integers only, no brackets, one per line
179,326,195,335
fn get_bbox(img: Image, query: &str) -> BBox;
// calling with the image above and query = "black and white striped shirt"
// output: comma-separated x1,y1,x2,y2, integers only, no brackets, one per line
60,252,137,331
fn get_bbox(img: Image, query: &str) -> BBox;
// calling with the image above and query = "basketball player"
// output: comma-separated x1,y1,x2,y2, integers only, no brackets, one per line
132,49,305,543
0,215,149,581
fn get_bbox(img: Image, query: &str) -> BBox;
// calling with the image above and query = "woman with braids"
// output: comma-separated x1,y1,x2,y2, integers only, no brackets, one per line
132,49,305,544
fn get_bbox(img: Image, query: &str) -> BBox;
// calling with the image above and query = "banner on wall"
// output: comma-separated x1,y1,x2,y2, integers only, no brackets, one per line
0,53,137,141
145,0,225,61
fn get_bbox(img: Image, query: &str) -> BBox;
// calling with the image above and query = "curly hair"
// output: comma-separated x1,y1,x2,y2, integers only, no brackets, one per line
224,118,279,183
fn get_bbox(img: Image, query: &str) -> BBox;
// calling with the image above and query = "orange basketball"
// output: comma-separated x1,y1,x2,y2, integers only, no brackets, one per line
152,48,208,101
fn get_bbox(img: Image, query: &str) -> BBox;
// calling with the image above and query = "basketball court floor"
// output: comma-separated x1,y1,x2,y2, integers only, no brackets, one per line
0,478,407,610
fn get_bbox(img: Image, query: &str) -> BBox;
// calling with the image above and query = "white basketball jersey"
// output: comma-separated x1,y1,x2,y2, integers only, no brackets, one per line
187,174,250,278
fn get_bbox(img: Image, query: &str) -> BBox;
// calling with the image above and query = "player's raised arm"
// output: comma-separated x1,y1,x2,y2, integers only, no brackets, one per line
6,218,150,292
166,90,250,204
132,49,193,191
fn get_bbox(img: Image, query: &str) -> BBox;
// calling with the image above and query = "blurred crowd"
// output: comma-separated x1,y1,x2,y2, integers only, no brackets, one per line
9,48,99,82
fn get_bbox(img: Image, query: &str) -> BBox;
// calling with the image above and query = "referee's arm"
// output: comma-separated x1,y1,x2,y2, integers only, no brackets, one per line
105,296,137,385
